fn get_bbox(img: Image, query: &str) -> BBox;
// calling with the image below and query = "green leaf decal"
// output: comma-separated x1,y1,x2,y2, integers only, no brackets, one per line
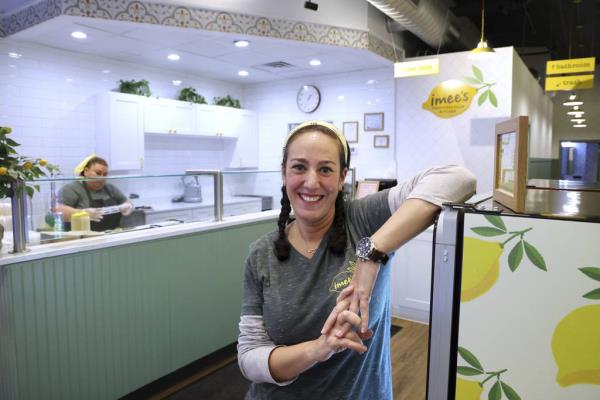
465,77,482,85
489,90,498,107
458,346,484,371
501,381,521,400
478,90,489,106
457,366,483,376
579,267,600,282
472,65,484,82
484,215,506,232
582,287,600,300
471,226,506,236
489,381,501,400
508,241,524,272
523,241,547,271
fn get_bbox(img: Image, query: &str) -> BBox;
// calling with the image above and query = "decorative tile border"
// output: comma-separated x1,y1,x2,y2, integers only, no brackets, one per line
1,0,394,62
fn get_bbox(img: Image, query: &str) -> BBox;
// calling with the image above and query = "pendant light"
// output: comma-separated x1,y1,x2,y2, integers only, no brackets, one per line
469,0,496,60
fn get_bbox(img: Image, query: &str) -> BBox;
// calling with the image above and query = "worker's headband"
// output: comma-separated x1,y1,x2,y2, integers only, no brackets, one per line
285,121,349,166
73,153,97,176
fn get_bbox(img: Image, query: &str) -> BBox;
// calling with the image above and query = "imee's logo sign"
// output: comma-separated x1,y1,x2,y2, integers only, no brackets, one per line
422,66,498,119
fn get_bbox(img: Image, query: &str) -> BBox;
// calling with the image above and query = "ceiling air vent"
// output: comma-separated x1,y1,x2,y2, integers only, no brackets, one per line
253,61,298,73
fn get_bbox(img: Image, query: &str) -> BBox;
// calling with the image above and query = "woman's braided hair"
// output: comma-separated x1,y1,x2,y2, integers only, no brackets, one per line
274,124,351,261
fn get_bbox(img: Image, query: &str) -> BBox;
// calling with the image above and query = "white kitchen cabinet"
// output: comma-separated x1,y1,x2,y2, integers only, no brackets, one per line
227,109,258,168
95,92,145,171
390,227,434,323
194,104,243,138
144,97,194,135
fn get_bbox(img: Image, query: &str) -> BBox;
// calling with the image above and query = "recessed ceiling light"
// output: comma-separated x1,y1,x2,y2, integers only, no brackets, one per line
367,79,376,84
65,78,73,82
234,40,249,48
569,94,577,100
567,111,585,116
572,105,580,110
71,31,87,39
102,69,111,74
570,119,586,123
172,80,182,86
8,52,22,59
337,95,345,100
563,101,583,106
238,70,249,77
309,59,321,66
167,53,180,61
573,124,587,128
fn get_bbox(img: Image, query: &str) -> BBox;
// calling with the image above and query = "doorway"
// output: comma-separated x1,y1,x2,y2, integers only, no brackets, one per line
559,140,600,181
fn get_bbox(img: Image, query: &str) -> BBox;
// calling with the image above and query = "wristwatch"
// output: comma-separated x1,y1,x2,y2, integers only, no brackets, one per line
356,237,389,265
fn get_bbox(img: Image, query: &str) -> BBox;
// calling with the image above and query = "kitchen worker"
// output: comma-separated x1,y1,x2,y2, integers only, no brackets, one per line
56,154,133,231
237,121,476,399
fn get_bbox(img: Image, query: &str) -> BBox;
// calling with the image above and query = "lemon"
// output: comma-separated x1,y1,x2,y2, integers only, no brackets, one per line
421,80,478,118
461,237,503,302
552,304,600,387
23,161,32,170
455,377,483,400
0,167,7,175
39,159,47,166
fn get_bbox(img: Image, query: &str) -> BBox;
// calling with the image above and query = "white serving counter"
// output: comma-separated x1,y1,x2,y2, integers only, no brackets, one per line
0,209,279,266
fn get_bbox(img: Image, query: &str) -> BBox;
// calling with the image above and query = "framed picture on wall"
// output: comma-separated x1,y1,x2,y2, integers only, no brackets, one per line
364,112,384,131
373,135,389,148
493,116,529,213
343,121,359,143
287,122,301,132
356,180,380,199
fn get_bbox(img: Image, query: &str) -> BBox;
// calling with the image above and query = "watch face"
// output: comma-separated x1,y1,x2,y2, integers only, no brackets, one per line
356,237,373,258
296,85,321,113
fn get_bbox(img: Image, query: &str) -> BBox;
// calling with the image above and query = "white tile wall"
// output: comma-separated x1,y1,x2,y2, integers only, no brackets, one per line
0,39,243,177
243,67,397,180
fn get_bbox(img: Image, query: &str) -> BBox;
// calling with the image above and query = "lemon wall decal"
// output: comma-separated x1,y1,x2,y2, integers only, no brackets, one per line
461,237,503,302
455,377,483,400
421,80,477,118
551,304,600,387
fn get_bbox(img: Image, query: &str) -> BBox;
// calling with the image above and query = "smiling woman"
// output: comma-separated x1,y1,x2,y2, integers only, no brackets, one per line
236,120,477,400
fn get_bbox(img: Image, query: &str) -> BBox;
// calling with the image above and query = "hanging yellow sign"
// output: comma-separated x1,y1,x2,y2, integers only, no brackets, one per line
546,57,595,75
394,58,440,78
422,80,478,118
545,74,594,91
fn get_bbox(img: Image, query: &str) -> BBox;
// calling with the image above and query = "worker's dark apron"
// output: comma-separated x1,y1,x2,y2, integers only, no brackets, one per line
83,185,121,231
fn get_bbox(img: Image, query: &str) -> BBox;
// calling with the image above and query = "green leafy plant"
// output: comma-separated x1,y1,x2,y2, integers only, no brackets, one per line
118,79,152,97
457,346,522,400
0,126,60,198
213,94,241,108
465,65,498,108
471,214,547,272
178,87,207,104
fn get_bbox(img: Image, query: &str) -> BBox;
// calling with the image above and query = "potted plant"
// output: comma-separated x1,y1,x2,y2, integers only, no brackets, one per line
178,87,207,104
118,79,152,97
0,126,60,248
213,94,242,109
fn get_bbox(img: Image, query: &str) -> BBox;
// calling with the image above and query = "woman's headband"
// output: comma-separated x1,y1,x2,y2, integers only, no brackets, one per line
285,120,349,165
73,153,97,176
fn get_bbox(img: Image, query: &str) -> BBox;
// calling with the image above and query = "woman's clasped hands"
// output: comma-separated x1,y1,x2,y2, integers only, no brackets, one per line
315,285,373,361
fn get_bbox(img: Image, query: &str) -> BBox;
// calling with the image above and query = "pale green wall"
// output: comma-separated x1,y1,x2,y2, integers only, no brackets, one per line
0,220,275,400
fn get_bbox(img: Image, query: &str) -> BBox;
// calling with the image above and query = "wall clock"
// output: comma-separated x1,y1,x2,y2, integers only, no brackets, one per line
296,85,321,113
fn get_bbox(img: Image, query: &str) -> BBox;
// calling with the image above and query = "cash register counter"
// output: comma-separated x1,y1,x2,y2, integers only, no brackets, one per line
0,210,278,400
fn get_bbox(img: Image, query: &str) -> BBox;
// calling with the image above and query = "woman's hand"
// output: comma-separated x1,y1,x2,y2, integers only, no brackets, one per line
85,208,103,222
321,260,380,338
313,289,367,362
119,202,134,216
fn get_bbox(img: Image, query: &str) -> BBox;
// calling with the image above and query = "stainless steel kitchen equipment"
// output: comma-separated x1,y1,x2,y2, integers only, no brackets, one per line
182,175,203,203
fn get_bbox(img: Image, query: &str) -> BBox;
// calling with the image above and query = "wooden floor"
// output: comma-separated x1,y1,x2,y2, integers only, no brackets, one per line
391,317,429,400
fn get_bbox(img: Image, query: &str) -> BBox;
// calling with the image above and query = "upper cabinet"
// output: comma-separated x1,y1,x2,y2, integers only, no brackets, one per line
144,98,195,135
195,104,244,138
96,92,145,171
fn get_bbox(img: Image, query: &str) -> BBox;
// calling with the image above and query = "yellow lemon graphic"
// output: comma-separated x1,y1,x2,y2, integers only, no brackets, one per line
422,80,478,118
461,237,503,302
455,377,483,400
552,304,600,387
